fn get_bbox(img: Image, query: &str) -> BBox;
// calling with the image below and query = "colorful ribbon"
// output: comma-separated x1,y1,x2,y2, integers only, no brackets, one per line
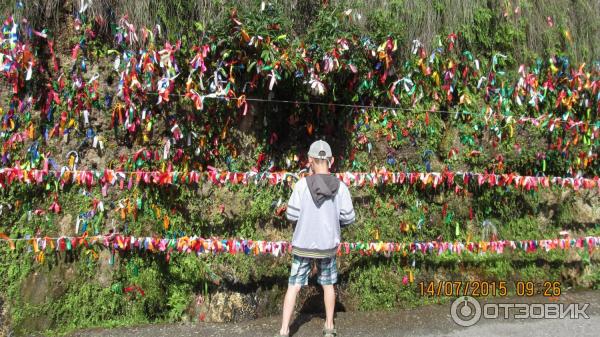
0,166,597,191
1,232,598,258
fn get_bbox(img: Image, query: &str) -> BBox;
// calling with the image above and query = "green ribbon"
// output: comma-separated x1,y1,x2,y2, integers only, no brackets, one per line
111,282,123,294
445,212,453,224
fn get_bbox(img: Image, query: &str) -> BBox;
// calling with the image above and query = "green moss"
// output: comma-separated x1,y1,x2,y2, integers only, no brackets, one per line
348,263,403,310
484,259,513,280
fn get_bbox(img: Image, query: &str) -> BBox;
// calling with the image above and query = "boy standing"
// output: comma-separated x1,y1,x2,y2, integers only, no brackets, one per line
276,140,356,337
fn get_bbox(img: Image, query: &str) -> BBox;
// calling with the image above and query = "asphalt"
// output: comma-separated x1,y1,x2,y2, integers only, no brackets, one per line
68,289,600,337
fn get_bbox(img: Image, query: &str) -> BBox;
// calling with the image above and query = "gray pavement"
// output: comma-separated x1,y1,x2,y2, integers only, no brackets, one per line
68,290,600,337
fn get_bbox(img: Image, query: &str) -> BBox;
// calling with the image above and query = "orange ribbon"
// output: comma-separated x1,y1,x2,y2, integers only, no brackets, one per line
0,233,15,250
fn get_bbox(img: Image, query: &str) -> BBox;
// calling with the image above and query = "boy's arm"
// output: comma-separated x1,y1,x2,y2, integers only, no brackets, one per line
339,185,355,227
285,182,302,222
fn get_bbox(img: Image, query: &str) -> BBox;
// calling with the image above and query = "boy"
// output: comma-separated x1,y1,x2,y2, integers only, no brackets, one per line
276,140,355,337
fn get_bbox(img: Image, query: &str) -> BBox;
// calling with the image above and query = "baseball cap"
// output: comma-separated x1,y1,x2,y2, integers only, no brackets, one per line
308,140,332,159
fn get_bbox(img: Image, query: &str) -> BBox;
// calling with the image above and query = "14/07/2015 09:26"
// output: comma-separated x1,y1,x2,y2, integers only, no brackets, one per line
418,281,562,297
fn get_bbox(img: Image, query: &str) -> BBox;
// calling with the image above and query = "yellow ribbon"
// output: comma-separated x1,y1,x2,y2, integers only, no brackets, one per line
163,215,170,231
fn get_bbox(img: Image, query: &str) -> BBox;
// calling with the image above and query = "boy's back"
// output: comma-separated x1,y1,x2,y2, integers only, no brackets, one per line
286,174,355,258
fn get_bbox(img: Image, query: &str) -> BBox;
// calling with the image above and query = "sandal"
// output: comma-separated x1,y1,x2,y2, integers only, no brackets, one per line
323,327,337,337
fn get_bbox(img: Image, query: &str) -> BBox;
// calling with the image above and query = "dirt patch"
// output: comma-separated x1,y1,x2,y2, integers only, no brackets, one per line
537,189,600,226
21,265,77,306
96,250,115,288
0,295,10,337
189,291,258,323
59,214,74,236
572,191,600,223
21,272,49,306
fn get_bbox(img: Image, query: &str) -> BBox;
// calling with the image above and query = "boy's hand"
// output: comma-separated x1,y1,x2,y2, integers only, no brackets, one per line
275,204,287,216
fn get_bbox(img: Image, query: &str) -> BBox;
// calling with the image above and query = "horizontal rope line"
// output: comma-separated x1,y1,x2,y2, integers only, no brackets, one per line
145,92,599,126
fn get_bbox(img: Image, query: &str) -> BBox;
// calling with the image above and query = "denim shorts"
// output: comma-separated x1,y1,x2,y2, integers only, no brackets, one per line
288,255,338,286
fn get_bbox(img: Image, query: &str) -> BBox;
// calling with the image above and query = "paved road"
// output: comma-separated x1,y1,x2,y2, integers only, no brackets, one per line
69,290,600,337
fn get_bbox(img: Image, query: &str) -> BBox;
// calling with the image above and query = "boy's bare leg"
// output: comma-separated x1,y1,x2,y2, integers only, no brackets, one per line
279,284,301,335
322,284,335,330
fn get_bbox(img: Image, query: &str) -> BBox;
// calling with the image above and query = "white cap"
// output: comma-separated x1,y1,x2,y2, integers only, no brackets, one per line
308,140,332,159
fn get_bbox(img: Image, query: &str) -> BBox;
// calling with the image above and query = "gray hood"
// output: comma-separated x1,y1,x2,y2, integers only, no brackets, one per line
306,174,340,207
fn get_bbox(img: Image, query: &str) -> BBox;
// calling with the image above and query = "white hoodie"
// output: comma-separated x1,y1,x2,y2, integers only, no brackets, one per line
285,176,355,258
